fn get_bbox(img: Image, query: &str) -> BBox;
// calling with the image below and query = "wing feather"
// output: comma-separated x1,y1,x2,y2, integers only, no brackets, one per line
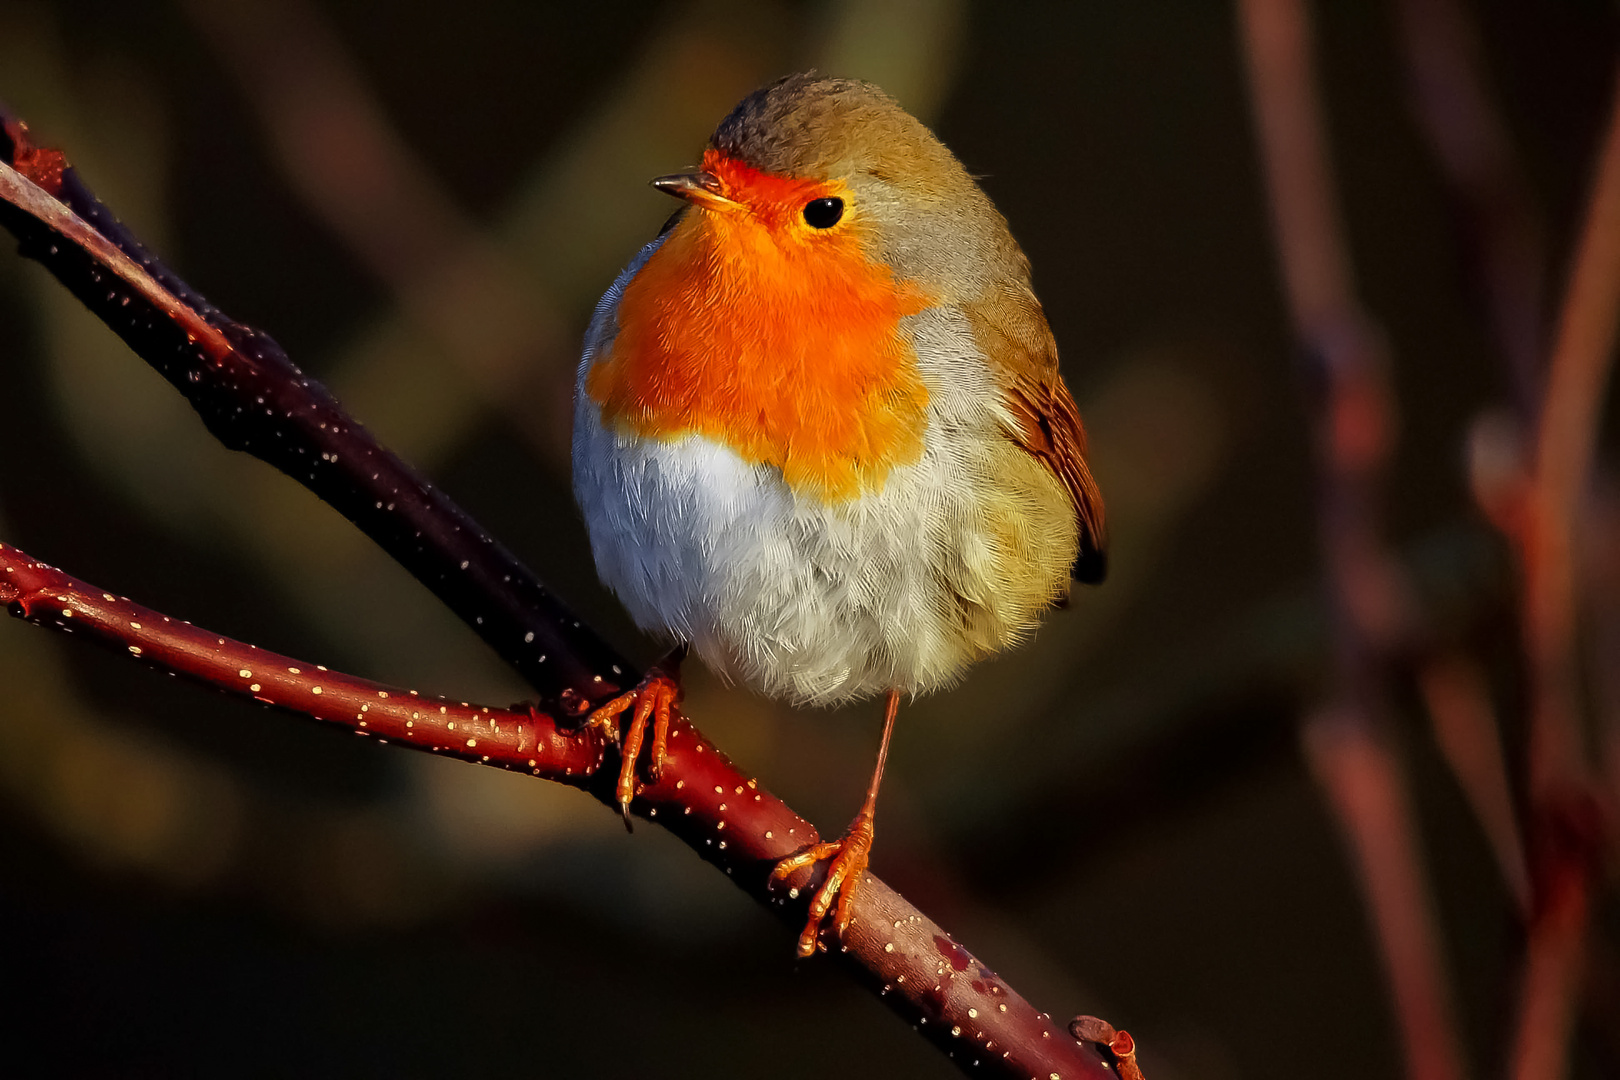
964,288,1107,584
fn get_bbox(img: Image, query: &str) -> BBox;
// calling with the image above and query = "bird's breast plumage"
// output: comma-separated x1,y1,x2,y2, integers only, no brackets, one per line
582,156,933,503
573,236,1080,706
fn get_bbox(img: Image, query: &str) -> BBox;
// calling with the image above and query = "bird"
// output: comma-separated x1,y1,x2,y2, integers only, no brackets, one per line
571,72,1104,957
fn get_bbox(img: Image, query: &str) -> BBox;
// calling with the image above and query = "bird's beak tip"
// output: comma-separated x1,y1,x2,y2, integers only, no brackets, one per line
651,171,733,209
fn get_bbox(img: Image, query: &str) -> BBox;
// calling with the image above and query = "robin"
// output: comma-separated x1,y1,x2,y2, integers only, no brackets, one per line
572,73,1105,957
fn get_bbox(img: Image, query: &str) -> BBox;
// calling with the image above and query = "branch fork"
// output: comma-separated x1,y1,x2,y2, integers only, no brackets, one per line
0,106,1122,1079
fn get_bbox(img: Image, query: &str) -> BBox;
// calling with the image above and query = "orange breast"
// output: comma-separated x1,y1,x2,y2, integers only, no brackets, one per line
585,175,932,502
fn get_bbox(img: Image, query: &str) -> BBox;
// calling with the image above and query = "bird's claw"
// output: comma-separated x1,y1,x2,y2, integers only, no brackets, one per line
585,652,684,830
771,811,874,957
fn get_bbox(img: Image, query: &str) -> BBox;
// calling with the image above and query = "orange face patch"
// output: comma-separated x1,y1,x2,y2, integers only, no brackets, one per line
586,151,932,502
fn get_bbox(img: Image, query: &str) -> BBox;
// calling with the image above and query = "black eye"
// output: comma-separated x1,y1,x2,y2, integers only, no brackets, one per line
802,197,844,229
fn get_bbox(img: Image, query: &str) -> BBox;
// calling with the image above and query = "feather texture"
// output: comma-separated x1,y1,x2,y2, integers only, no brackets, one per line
965,287,1107,584
571,74,1103,707
575,244,1078,705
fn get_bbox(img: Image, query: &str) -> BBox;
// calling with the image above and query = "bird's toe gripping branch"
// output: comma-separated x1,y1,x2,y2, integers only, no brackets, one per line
584,646,687,829
771,810,875,958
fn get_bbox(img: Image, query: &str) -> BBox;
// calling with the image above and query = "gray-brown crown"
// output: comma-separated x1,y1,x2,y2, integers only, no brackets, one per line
710,73,958,186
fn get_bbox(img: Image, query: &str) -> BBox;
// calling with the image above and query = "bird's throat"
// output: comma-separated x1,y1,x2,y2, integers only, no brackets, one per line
586,210,931,502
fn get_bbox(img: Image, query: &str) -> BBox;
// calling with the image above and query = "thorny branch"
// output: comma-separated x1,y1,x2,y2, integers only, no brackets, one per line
0,109,1124,1079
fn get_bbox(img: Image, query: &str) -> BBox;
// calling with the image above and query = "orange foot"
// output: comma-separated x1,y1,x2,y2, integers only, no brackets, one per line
771,811,874,957
586,648,684,829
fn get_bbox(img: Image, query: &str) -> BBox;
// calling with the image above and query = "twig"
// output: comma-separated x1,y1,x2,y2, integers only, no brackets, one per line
1589,486,1620,826
0,542,594,778
1521,63,1620,803
1393,9,1559,926
1393,0,1547,413
1303,711,1470,1080
1507,58,1620,1080
0,538,1116,1078
180,0,570,433
1398,2,1620,1072
1237,3,1468,1079
1070,1017,1146,1080
1417,655,1531,913
0,111,626,707
0,110,1119,1079
1510,835,1598,1080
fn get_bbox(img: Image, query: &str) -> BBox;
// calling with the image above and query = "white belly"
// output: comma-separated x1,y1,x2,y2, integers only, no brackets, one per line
576,420,990,705
571,242,1076,707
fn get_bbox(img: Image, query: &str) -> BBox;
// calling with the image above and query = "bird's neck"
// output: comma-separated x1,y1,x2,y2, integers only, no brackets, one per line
585,211,932,502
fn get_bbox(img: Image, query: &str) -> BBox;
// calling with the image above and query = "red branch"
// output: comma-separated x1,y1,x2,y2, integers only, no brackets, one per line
0,543,600,779
1394,0,1548,413
0,112,1120,1078
0,110,624,708
1506,59,1620,1080
1238,3,1467,1080
0,527,1114,1080
1398,2,1620,1072
1417,656,1531,913
182,0,571,456
1522,65,1620,800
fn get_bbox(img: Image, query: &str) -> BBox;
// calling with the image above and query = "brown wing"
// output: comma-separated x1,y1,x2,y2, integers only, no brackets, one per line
965,289,1107,584
1002,373,1107,583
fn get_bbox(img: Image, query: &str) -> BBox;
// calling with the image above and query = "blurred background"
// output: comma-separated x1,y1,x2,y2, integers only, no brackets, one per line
0,1,1616,1076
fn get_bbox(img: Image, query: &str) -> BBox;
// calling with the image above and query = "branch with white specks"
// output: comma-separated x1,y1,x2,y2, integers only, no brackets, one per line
0,107,1126,1080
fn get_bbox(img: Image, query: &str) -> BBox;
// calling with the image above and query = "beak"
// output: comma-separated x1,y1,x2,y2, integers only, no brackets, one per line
651,171,737,211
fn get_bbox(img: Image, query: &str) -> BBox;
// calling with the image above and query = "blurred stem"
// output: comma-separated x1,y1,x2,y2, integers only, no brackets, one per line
182,0,569,440
1304,716,1469,1080
1506,56,1620,1080
1393,0,1547,414
1522,63,1620,804
1237,3,1468,1080
1510,859,1593,1080
1418,655,1530,914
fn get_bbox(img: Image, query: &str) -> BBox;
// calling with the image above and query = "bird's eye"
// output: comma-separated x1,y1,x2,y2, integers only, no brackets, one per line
802,197,844,229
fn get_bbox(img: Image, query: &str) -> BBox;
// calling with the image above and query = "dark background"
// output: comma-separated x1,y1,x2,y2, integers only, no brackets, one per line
0,1,1616,1077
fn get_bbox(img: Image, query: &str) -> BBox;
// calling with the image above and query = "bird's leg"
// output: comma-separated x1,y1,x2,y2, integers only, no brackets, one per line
584,644,686,830
772,687,900,957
